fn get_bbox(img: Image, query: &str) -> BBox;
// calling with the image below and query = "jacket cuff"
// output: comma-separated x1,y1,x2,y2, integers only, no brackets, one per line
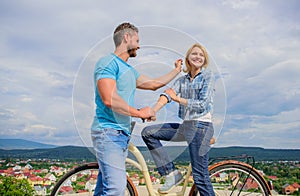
160,93,172,103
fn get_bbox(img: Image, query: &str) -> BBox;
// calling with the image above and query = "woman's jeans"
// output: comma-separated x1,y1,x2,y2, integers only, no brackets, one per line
92,128,130,196
142,120,215,196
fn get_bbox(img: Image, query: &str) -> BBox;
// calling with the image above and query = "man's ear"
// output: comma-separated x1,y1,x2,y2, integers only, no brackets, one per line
123,32,129,43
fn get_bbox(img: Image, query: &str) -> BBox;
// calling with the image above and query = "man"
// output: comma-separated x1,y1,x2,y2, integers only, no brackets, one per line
91,22,182,195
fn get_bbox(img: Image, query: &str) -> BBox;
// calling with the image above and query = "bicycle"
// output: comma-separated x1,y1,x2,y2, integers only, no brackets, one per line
51,122,272,196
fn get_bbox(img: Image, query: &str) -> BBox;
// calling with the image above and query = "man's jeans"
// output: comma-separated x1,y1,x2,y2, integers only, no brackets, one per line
142,120,215,196
92,128,130,196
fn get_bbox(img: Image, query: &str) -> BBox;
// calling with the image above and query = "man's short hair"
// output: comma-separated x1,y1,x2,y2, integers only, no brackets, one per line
113,22,139,47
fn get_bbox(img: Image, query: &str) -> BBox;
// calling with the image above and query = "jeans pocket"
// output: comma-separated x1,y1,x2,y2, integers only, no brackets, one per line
91,130,104,141
104,129,122,142
105,129,129,151
105,128,122,136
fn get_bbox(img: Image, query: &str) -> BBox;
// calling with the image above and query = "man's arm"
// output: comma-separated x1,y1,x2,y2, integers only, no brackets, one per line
97,78,155,119
136,59,182,91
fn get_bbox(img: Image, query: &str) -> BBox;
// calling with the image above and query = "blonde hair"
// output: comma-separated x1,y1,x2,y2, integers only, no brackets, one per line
183,43,209,73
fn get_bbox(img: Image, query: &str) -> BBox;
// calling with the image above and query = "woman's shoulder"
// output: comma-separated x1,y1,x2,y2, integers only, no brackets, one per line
175,74,189,82
202,68,214,76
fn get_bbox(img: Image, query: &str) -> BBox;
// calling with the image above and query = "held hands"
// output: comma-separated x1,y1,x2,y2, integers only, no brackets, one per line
174,59,183,72
138,107,155,122
150,116,157,122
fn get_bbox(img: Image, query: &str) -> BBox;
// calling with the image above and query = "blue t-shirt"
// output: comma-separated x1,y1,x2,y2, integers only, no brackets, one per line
91,53,140,135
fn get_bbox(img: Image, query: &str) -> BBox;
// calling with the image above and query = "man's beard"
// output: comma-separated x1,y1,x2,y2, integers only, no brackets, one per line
128,48,137,57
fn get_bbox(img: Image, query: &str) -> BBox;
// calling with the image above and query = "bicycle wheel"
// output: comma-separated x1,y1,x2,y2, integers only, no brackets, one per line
51,162,137,196
189,160,271,196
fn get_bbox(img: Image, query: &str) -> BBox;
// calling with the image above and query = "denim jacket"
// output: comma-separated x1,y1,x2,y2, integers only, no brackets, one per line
162,68,215,120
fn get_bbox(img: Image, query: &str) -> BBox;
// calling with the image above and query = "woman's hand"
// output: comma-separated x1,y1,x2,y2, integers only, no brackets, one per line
174,59,183,72
165,88,180,103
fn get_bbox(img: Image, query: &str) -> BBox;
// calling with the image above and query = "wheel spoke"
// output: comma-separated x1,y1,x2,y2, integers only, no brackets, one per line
189,162,270,196
51,164,136,196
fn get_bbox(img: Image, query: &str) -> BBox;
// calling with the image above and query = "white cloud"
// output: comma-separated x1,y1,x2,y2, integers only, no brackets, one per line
221,0,259,9
218,108,300,149
0,0,299,149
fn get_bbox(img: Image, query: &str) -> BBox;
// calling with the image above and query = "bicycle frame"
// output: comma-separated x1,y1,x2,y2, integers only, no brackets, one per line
50,141,271,196
125,142,272,196
126,142,191,196
50,122,271,196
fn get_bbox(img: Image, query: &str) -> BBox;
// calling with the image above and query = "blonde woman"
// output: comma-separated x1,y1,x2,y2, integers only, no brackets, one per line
142,43,215,195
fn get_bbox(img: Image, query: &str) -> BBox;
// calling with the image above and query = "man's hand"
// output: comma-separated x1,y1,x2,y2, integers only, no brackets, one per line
149,116,156,122
138,107,155,120
174,59,183,72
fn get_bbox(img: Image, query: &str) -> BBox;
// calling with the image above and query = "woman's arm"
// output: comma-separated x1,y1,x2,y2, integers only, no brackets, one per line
149,95,169,121
166,70,215,111
164,88,188,106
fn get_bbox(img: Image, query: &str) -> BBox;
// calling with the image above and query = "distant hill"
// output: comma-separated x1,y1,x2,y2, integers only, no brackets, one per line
0,143,299,162
136,146,300,162
174,146,300,162
0,139,57,150
0,146,96,161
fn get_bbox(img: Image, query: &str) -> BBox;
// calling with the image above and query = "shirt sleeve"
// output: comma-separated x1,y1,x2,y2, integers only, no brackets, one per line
95,58,118,81
159,77,182,103
131,66,140,80
187,70,215,112
172,77,182,96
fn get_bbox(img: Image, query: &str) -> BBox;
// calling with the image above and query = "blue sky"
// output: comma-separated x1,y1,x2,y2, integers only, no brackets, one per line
0,0,299,149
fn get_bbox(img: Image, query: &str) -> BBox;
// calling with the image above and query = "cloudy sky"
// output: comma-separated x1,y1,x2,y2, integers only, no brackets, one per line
1,0,299,149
